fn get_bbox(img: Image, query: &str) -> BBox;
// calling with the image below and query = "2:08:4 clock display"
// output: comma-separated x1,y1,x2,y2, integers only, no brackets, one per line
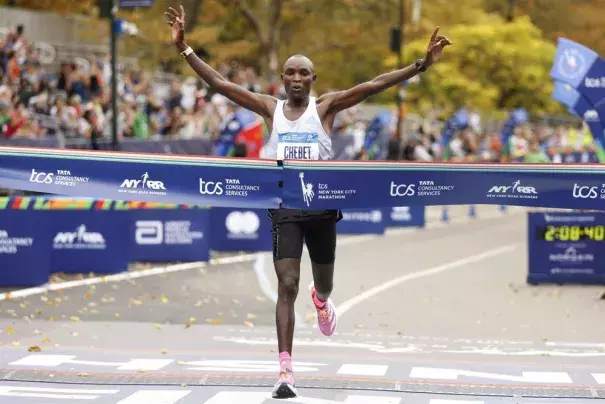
540,225,605,242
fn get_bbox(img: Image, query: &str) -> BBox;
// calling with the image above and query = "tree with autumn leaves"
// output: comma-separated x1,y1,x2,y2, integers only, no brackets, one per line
4,0,603,116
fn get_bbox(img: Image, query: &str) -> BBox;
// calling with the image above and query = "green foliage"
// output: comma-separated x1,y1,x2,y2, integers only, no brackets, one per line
386,15,563,116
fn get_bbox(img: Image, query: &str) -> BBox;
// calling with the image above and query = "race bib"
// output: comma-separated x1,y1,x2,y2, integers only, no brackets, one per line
277,133,319,160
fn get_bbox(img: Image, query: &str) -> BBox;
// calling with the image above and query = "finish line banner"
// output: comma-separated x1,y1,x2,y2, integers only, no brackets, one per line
0,147,282,209
3,147,605,211
281,160,605,210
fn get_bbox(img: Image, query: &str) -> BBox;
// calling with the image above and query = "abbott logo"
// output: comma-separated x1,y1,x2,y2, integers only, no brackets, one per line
120,173,166,190
135,220,163,245
199,179,224,195
30,169,54,184
226,211,260,239
390,182,415,197
299,172,315,207
549,247,594,263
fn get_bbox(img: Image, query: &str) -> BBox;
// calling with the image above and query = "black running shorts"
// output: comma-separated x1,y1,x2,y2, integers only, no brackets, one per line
268,208,342,264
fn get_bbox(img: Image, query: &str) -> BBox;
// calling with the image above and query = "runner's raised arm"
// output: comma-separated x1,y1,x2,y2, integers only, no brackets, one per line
165,6,277,120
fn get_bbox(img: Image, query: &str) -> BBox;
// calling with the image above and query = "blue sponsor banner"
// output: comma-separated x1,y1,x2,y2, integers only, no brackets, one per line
282,161,605,211
49,211,130,274
0,211,51,286
210,208,272,252
130,209,210,262
337,208,386,235
527,211,605,285
383,206,425,228
0,148,282,208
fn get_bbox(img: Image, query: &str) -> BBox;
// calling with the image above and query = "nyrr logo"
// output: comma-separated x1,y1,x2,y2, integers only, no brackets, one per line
29,169,54,184
572,183,605,199
53,225,106,249
199,179,224,195
120,172,166,191
488,180,537,197
389,182,415,197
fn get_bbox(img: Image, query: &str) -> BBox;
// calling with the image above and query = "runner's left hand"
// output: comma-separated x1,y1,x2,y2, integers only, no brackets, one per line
423,27,452,67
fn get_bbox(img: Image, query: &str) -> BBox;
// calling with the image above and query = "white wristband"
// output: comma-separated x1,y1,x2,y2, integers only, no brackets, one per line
180,46,193,58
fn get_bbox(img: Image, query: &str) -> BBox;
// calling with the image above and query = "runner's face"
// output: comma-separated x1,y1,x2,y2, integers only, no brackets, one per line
281,57,315,101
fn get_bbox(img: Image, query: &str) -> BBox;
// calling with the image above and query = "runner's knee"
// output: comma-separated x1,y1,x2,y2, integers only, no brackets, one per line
278,273,300,297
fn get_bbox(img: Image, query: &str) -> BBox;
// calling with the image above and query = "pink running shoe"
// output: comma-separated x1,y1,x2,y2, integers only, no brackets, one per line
309,283,338,336
271,361,297,399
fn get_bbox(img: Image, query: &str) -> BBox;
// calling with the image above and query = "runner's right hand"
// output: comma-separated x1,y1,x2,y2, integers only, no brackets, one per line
165,5,186,46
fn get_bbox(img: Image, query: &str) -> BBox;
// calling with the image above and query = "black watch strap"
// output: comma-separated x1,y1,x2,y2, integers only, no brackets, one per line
415,59,428,72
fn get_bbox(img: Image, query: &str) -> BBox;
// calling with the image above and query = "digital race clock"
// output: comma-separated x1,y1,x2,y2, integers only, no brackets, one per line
540,225,605,242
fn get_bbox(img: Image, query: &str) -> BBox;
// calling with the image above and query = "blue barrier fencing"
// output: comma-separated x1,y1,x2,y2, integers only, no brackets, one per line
527,211,605,285
0,197,426,287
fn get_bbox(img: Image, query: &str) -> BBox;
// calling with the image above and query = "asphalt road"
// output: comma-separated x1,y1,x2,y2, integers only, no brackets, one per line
1,205,604,404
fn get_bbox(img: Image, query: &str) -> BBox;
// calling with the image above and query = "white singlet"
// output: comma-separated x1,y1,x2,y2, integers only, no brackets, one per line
263,97,332,161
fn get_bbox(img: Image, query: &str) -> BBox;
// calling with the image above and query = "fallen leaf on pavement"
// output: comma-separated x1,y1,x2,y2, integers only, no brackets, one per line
33,329,41,335
5,327,14,335
153,323,162,330
254,296,266,302
161,295,169,304
41,337,51,343
114,313,120,319
205,318,222,325
244,321,254,328
28,345,41,352
232,299,240,304
12,341,20,346
71,316,80,322
161,349,167,355
189,317,196,323
247,313,257,319
184,323,191,329
194,300,202,307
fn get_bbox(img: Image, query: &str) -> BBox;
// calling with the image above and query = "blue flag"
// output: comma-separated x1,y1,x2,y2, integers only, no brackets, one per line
550,38,599,88
363,110,393,160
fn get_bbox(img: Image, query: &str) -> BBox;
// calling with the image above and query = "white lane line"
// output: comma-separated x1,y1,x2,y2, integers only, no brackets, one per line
336,244,518,317
0,253,258,301
116,390,191,404
337,363,388,376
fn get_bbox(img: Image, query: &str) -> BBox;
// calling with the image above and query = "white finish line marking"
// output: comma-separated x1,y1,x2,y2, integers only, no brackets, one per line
337,244,518,317
0,386,118,400
0,253,258,301
204,392,403,403
9,354,173,370
337,364,388,377
593,373,605,384
116,390,191,404
429,400,484,404
184,359,325,373
410,367,573,384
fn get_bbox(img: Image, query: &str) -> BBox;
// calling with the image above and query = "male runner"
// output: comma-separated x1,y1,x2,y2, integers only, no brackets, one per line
165,6,451,399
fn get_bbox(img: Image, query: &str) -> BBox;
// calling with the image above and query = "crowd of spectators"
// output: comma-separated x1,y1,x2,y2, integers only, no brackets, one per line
1,24,596,164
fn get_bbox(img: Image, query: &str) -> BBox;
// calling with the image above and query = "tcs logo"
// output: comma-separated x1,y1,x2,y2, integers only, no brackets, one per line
199,179,224,195
30,169,54,184
572,183,605,199
389,182,415,197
